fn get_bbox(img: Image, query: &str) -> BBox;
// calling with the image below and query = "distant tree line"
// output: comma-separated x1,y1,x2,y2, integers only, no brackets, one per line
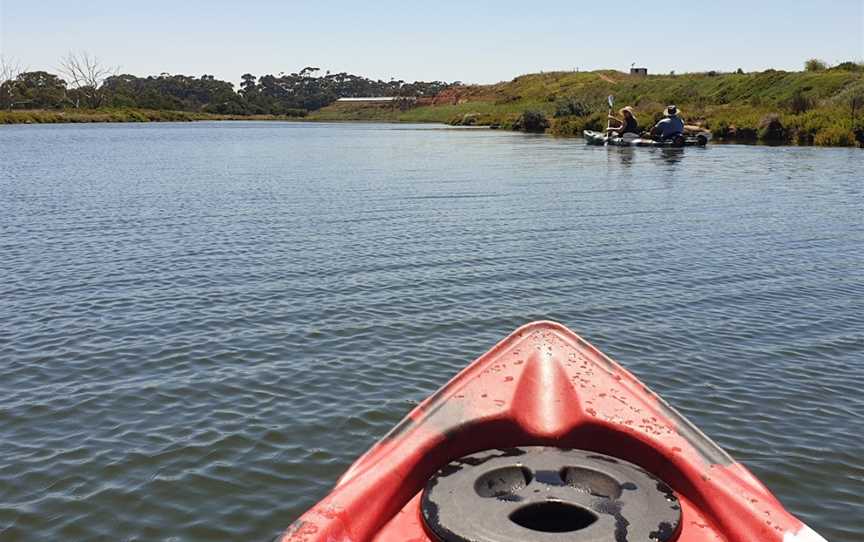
0,53,453,114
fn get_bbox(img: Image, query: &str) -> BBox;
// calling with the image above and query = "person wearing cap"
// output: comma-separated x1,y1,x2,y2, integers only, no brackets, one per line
651,105,685,140
606,106,639,136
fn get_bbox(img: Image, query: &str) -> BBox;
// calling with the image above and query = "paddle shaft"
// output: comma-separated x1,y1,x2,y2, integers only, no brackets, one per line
606,96,614,133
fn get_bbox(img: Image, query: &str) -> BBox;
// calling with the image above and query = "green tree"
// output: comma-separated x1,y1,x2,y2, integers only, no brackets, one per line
7,71,67,108
804,58,827,72
240,73,257,96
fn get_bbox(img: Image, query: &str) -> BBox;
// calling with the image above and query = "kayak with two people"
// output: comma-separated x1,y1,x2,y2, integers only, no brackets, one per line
585,99,709,147
607,103,683,141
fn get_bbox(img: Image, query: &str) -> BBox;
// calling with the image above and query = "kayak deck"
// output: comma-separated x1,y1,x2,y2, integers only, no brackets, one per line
279,321,825,542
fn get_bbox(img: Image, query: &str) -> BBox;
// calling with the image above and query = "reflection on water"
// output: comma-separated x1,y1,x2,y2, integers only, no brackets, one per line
604,145,688,171
656,147,686,164
0,122,861,542
610,146,636,167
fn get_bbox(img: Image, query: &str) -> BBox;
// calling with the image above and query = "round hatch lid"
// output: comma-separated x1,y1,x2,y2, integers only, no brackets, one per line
421,447,681,542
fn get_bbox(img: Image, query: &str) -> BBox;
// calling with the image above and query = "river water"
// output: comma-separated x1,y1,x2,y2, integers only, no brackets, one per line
1,122,861,541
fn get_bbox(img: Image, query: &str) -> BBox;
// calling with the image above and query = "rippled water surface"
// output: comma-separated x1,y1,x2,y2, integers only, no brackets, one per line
1,122,862,541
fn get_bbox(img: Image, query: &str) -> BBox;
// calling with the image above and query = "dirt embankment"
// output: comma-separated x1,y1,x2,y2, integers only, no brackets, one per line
428,85,497,105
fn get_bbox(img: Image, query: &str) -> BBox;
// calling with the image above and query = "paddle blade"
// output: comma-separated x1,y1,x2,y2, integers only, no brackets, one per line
607,95,614,108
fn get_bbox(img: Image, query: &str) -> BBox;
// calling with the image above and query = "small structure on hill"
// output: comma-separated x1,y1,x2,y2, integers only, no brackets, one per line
630,67,648,76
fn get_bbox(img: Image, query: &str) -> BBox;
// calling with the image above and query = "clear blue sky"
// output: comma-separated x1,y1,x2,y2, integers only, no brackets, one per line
2,0,862,85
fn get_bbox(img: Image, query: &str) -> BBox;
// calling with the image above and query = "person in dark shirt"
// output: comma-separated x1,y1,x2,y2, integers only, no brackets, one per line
606,106,639,136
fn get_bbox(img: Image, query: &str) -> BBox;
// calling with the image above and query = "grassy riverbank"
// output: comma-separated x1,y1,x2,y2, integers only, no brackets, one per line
311,68,864,146
0,108,303,124
4,67,862,146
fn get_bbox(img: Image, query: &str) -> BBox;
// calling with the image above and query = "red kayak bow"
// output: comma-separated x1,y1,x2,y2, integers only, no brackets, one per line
279,321,826,542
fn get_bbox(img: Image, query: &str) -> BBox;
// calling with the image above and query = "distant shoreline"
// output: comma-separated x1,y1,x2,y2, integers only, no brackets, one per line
2,106,862,149
0,109,304,125
4,64,863,147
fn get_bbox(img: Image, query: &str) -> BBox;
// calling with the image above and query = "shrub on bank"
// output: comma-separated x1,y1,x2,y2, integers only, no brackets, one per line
549,112,606,136
554,97,591,118
460,113,480,125
704,107,762,140
758,114,786,141
513,110,549,132
788,89,812,114
449,112,497,126
813,126,854,146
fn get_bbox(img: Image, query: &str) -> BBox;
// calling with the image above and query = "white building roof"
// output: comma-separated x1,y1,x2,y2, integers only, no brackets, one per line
336,97,398,102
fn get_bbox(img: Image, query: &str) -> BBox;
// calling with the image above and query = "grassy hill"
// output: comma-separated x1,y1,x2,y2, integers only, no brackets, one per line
309,67,864,146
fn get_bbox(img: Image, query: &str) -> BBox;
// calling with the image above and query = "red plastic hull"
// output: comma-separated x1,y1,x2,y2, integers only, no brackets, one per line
279,321,826,542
